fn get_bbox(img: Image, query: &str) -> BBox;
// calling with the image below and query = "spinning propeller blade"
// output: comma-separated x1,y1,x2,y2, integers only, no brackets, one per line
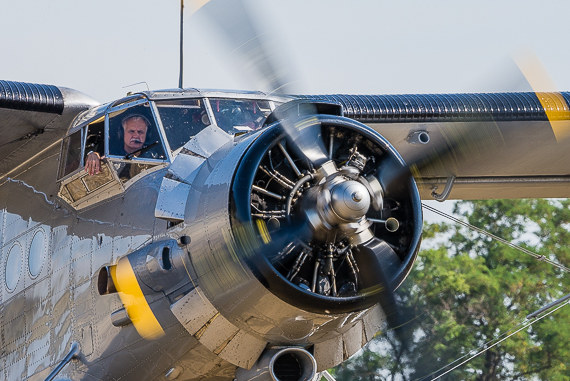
197,0,330,167
198,0,294,94
352,237,404,332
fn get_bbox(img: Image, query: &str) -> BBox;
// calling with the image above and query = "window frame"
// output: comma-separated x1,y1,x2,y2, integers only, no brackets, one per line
104,99,172,164
205,97,274,134
154,97,211,153
57,126,84,180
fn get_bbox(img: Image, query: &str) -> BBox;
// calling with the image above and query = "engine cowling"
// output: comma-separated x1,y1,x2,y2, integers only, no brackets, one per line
231,114,422,314
169,112,422,370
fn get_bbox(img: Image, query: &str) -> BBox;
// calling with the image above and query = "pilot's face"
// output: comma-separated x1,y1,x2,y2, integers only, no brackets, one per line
123,117,148,154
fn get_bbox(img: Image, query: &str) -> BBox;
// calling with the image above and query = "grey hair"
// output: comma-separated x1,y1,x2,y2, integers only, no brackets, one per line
121,114,151,129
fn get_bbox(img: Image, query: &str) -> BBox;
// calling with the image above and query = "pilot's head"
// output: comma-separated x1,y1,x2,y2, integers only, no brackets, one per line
121,114,149,154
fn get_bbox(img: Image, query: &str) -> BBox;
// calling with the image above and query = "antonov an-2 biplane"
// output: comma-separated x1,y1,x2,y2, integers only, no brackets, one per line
2,3,570,381
1,80,569,380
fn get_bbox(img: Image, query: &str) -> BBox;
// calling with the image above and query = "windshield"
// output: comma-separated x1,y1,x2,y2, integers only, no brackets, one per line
155,99,210,151
209,99,272,134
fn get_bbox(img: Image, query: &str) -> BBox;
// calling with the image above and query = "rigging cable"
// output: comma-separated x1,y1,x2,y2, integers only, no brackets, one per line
416,202,569,379
421,203,569,273
415,296,569,380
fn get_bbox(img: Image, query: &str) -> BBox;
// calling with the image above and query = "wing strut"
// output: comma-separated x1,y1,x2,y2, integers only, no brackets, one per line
44,341,80,381
318,370,337,381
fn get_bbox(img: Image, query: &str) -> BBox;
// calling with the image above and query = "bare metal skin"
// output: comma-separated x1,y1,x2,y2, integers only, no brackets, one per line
1,80,569,381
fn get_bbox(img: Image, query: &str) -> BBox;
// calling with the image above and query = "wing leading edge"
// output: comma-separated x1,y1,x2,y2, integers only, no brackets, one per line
299,92,570,200
2,81,568,199
0,80,98,179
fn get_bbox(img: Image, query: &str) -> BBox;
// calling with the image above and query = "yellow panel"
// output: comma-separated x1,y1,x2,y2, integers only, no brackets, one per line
65,179,88,201
110,258,165,340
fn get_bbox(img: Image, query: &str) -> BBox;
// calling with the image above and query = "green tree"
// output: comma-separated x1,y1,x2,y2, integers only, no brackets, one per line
335,199,569,380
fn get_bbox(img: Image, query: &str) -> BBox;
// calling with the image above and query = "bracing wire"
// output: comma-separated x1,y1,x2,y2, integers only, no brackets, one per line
422,203,569,273
415,300,569,380
415,202,569,379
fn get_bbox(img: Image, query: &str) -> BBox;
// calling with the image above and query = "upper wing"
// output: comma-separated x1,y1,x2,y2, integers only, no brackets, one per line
300,93,570,200
0,80,98,178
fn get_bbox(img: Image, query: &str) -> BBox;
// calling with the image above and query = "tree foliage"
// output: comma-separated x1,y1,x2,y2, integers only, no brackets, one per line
334,199,569,380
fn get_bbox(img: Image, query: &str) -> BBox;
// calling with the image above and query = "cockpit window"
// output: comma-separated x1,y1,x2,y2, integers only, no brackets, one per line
58,129,82,178
57,100,170,209
155,99,210,151
107,103,166,161
85,119,104,161
209,99,272,134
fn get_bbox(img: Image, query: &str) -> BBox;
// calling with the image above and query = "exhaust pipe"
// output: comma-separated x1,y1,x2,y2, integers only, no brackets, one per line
235,347,317,381
407,130,430,145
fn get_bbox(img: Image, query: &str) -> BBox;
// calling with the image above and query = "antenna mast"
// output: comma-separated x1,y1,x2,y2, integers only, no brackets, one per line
178,0,184,88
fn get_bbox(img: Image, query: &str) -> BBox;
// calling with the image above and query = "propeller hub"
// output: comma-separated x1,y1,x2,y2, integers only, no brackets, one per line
352,191,362,202
330,180,371,221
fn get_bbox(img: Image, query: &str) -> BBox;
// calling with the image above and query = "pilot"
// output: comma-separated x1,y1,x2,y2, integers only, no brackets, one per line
85,114,150,176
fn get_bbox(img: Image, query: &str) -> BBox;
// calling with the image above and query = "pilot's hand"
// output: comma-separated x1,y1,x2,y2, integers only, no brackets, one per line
85,151,104,176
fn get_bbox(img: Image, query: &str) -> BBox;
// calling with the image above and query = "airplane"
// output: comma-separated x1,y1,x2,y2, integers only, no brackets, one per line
2,2,570,381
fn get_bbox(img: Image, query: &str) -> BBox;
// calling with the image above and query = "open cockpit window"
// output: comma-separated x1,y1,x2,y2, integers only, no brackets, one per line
155,99,210,151
209,99,272,134
57,100,169,209
85,118,104,161
58,128,82,178
57,117,105,181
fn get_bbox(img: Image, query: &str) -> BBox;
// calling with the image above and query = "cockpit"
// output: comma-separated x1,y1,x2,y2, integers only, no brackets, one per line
57,94,275,209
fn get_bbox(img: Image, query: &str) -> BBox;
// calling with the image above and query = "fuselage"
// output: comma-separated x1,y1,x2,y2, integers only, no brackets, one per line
0,90,281,379
1,89,405,380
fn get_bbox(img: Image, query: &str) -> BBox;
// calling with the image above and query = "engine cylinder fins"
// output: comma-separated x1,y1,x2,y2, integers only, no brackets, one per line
231,114,422,314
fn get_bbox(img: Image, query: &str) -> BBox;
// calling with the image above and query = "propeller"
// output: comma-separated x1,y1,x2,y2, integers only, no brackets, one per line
198,0,419,338
270,102,331,168
352,237,403,335
198,0,294,94
195,0,510,182
196,0,330,168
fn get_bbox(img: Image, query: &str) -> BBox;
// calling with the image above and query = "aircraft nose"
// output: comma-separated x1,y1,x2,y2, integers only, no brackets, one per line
230,115,423,315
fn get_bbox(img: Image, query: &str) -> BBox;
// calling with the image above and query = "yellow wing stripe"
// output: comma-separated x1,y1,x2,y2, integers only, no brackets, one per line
111,257,165,340
535,92,570,141
515,55,570,141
